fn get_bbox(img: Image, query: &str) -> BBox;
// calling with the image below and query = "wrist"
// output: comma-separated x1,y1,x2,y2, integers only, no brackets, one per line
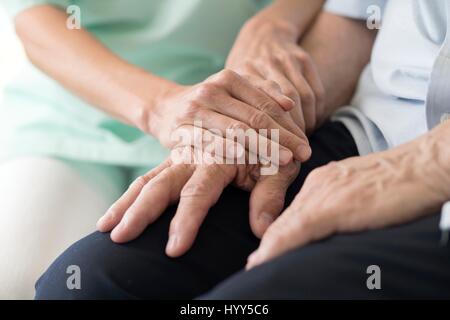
429,121,450,178
134,80,184,137
415,123,450,198
138,80,186,138
244,13,300,42
248,0,325,41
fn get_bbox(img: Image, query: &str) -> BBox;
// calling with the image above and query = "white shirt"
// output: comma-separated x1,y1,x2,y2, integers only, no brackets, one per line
326,0,445,154
325,0,450,236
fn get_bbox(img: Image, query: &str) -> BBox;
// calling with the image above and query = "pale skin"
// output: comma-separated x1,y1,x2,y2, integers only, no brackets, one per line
97,11,377,257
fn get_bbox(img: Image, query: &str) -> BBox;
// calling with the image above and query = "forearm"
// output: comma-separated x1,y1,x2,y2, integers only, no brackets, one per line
300,12,377,119
14,5,175,132
244,0,325,41
417,121,450,200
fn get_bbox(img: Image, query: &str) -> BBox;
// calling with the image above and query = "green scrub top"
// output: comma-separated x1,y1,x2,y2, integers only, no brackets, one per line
0,0,270,168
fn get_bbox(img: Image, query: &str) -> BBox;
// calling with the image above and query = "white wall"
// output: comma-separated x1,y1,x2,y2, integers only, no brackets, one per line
0,7,26,101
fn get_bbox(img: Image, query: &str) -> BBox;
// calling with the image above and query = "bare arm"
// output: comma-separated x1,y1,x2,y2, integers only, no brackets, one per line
14,5,173,131
300,12,377,120
14,5,309,160
249,0,325,38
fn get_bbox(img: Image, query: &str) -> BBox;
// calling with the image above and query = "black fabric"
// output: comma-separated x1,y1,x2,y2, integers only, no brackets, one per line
202,213,450,299
34,121,450,299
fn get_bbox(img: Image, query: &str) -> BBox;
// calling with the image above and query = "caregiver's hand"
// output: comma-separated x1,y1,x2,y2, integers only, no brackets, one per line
226,16,325,134
246,124,450,269
14,6,311,164
145,69,311,163
97,148,300,257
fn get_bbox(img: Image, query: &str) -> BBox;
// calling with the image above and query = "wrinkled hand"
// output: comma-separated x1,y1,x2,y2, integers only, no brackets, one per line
97,147,300,257
227,17,325,134
147,69,311,163
247,133,450,269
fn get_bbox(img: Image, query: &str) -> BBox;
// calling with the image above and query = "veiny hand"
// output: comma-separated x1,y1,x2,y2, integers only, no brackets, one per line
97,146,300,257
145,69,311,164
226,17,325,134
246,131,450,269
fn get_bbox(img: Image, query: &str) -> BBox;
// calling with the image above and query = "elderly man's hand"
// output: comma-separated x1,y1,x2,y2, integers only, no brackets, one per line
97,147,300,257
227,14,325,135
247,127,450,269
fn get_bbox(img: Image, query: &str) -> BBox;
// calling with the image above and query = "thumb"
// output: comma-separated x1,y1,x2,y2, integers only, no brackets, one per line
249,162,299,238
246,207,300,270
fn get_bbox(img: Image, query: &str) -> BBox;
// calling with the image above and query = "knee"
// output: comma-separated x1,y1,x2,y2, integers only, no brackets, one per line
35,227,196,299
35,231,134,300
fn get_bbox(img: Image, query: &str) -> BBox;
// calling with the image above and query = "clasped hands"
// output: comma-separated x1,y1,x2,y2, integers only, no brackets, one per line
97,14,450,270
96,17,324,257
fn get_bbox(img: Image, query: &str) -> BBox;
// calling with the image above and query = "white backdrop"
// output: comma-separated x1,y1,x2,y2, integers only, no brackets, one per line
0,7,26,102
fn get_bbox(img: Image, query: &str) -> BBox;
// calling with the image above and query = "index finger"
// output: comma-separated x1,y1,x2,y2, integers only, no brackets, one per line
110,164,195,243
166,164,236,257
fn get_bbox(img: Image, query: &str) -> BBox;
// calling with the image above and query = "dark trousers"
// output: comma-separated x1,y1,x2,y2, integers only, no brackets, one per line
35,122,450,299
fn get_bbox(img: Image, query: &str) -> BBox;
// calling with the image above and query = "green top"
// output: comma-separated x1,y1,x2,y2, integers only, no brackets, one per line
0,0,269,167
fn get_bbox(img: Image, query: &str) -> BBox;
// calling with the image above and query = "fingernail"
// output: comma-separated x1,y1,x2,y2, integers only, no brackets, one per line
296,145,311,161
279,149,293,165
166,234,178,255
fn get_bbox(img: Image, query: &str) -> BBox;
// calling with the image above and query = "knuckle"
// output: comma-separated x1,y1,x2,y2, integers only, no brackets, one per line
301,88,316,107
182,100,202,119
265,80,281,91
228,121,248,132
250,111,270,128
217,69,238,83
243,61,257,72
308,162,337,181
193,83,218,100
284,87,299,102
307,167,326,183
135,175,150,187
257,98,277,113
281,132,299,148
297,51,312,65
181,180,209,199
269,55,282,66
149,173,169,188
286,52,298,62
324,161,339,172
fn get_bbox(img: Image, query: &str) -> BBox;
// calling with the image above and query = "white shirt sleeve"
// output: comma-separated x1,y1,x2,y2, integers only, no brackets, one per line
324,0,387,20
